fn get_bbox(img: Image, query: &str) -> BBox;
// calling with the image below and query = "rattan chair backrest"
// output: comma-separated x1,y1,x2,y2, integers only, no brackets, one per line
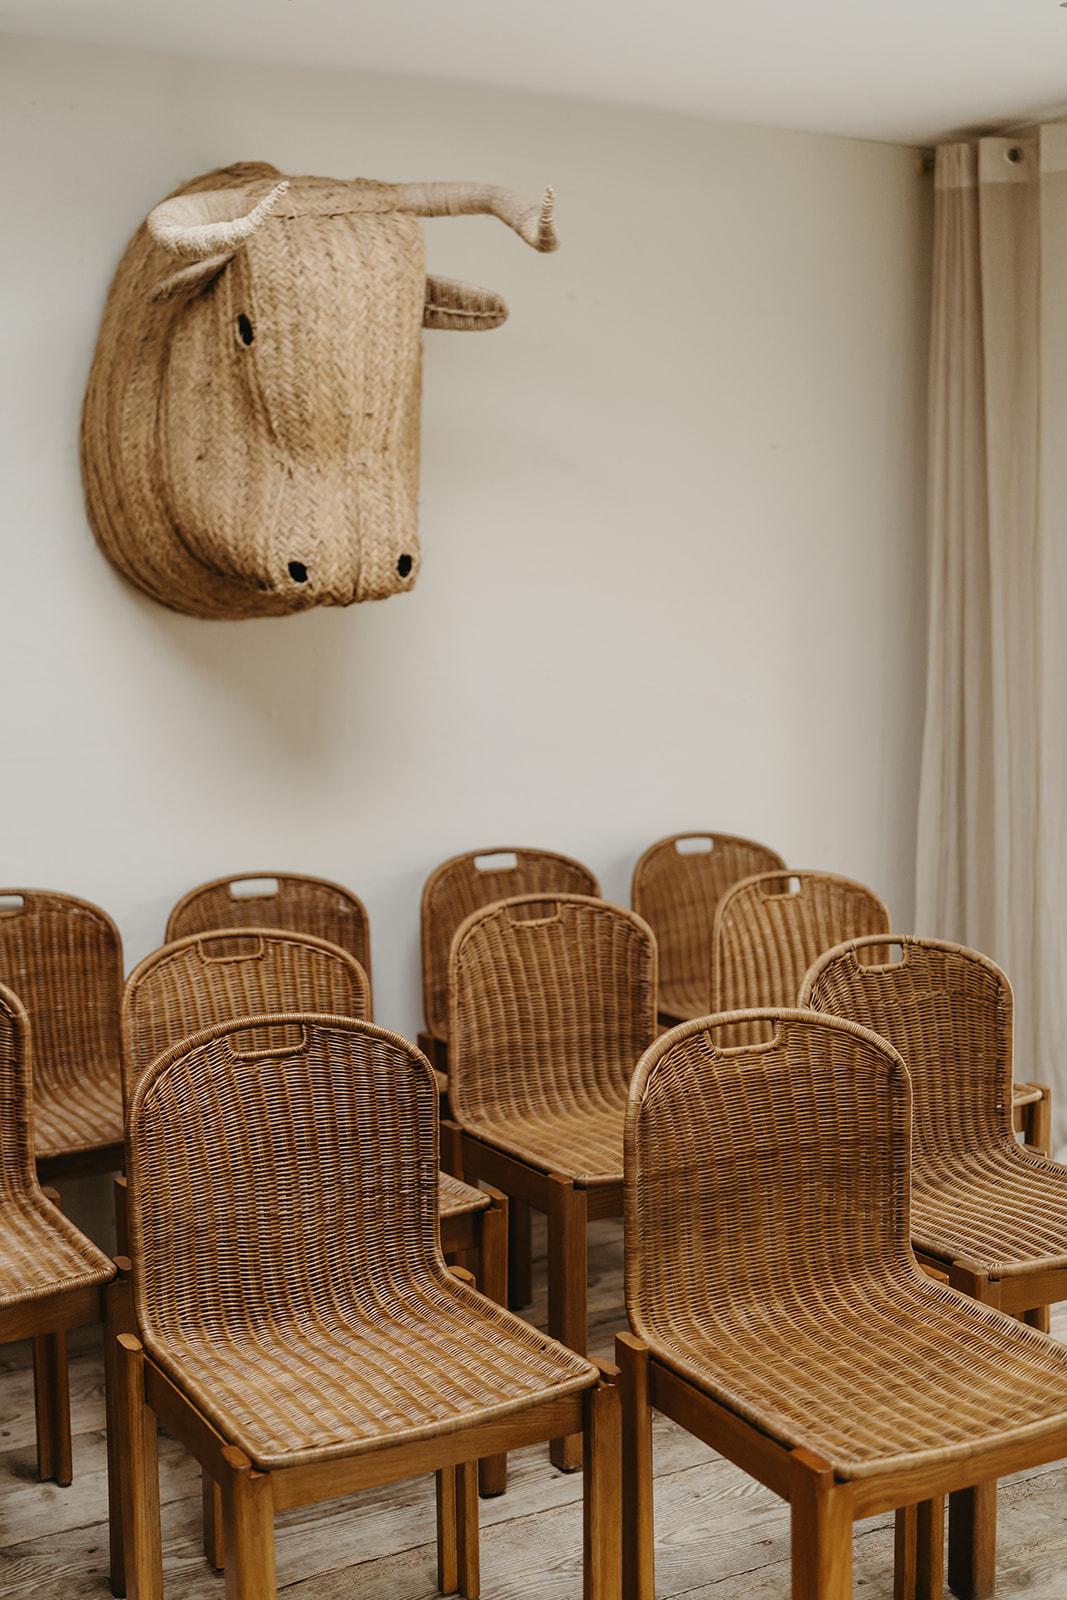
0,889,123,1110
0,983,38,1198
624,1009,910,1342
122,928,371,1106
631,833,785,1010
800,935,1014,1160
166,873,372,980
448,893,657,1125
711,871,890,1044
422,848,600,1041
126,1013,441,1345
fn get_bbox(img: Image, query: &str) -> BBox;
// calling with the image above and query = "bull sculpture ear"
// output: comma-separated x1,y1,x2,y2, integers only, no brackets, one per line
150,252,234,303
423,276,508,332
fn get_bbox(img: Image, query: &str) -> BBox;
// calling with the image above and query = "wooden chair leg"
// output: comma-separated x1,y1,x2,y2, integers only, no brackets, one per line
436,1466,459,1595
220,1444,276,1600
115,1334,163,1600
948,1482,996,1600
547,1175,588,1471
947,1264,998,1599
114,1174,130,1256
1023,1304,1051,1333
49,1329,73,1486
895,1499,944,1600
508,1198,533,1309
583,1371,622,1600
105,1265,135,1597
32,1334,57,1482
1029,1085,1053,1156
476,1192,509,1498
615,1334,653,1600
203,1474,226,1570
456,1459,480,1599
789,1448,853,1600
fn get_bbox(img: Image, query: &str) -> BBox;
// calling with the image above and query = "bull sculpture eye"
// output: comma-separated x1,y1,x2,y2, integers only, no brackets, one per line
236,313,254,346
397,554,413,578
287,561,308,583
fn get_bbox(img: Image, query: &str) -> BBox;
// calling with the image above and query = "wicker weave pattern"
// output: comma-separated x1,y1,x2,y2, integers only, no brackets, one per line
712,871,889,1043
126,1013,592,1469
631,833,785,1021
449,895,656,1185
421,848,599,1042
124,930,488,1229
802,936,1067,1274
0,986,113,1305
0,891,124,1159
626,1009,1067,1479
166,872,372,980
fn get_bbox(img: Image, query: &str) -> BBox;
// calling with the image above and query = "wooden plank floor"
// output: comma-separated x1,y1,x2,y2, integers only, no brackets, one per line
1,1215,1066,1596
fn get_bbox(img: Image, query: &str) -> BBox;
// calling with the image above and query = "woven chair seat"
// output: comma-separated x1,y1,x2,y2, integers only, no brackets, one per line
438,1171,490,1219
645,1260,1067,1480
146,1264,591,1471
913,1143,1067,1275
462,1102,625,1188
0,1195,114,1306
34,1074,124,1160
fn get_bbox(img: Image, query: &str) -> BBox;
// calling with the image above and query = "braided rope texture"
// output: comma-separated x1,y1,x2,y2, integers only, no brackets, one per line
421,848,599,1041
0,891,124,1159
802,936,1067,1275
126,1014,593,1469
123,929,485,1222
631,833,785,1021
449,895,656,1185
626,1009,1067,1479
712,870,889,1044
0,987,113,1304
166,872,372,981
82,164,426,617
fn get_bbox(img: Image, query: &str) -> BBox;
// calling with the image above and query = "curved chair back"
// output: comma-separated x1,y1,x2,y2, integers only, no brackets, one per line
0,889,123,1153
126,1014,442,1355
421,848,600,1042
801,935,1014,1161
625,1009,910,1347
449,893,656,1126
122,928,371,1105
711,871,889,1044
166,873,372,981
631,833,785,1019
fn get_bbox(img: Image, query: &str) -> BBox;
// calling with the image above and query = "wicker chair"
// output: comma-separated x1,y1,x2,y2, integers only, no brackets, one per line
420,847,600,1072
801,935,1067,1597
0,984,116,1495
114,1013,619,1600
166,871,372,987
449,893,656,1471
0,889,124,1178
119,927,511,1521
618,1008,1067,1600
631,832,785,1026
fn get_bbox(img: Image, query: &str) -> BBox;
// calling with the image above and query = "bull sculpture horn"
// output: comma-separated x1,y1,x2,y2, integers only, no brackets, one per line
147,180,291,259
390,182,558,252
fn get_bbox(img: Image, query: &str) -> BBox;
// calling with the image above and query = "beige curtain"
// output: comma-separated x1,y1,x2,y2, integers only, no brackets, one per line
917,128,1067,1146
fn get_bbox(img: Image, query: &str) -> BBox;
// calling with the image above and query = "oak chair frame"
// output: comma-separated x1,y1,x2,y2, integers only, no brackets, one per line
112,1013,620,1600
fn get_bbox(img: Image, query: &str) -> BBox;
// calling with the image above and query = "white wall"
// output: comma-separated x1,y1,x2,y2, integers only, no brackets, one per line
0,34,930,1042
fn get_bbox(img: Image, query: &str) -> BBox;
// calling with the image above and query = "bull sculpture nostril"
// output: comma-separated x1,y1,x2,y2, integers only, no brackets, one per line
397,554,413,579
288,561,308,584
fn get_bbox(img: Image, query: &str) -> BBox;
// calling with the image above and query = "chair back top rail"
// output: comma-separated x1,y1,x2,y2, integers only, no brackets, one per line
166,872,372,979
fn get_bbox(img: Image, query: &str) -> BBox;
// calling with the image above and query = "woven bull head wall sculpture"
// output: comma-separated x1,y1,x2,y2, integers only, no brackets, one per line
81,162,557,618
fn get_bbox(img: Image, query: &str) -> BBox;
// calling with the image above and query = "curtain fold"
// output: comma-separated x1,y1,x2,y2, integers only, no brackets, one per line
917,129,1067,1146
